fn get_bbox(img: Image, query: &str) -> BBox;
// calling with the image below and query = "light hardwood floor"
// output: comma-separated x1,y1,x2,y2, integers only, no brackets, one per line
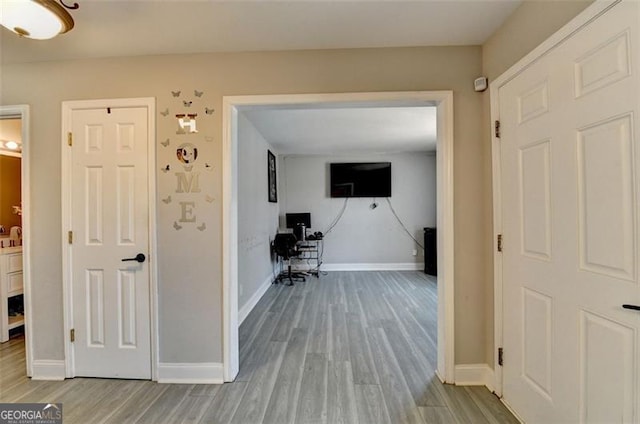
0,271,518,423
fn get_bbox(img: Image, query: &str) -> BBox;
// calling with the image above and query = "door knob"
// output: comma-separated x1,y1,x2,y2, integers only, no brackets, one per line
122,253,146,263
622,304,640,311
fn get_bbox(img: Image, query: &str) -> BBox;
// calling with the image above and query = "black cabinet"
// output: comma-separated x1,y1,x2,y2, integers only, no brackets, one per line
424,227,437,276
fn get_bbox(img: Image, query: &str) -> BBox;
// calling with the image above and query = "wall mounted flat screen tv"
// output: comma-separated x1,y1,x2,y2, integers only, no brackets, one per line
330,162,391,198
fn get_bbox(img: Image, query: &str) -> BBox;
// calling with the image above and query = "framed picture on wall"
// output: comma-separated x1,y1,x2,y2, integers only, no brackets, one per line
267,150,277,203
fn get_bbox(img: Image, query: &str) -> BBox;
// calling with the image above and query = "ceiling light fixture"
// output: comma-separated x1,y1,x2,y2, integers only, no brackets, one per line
0,0,79,40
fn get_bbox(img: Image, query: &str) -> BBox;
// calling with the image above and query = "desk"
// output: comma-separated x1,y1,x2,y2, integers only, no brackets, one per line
294,239,323,276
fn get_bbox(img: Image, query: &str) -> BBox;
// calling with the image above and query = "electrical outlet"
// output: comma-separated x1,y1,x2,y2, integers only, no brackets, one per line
412,249,418,256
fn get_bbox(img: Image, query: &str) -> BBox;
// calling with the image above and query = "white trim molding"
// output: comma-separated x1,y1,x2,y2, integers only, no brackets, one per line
320,263,424,271
454,364,496,392
437,91,456,384
490,0,620,397
31,360,66,381
238,274,273,325
157,362,224,384
223,90,455,384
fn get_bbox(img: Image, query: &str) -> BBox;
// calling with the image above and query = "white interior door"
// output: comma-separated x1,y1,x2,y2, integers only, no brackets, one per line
500,2,639,422
69,106,151,379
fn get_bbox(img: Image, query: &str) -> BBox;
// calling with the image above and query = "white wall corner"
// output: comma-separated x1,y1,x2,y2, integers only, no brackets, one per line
157,362,224,384
454,364,496,393
320,263,424,272
238,274,273,325
31,360,66,381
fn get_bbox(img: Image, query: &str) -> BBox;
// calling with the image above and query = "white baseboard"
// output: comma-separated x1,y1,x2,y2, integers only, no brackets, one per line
321,263,424,271
454,364,495,392
157,362,224,384
238,274,273,325
31,360,66,381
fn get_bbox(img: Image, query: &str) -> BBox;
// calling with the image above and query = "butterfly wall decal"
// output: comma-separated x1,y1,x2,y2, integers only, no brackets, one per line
173,221,183,231
171,90,181,97
205,136,214,143
162,164,170,172
161,139,170,147
205,195,214,203
162,195,172,204
160,108,169,117
183,100,193,107
205,107,214,115
194,90,204,97
197,223,207,231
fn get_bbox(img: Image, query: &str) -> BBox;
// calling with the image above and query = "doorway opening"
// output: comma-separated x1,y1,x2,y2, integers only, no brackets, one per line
0,105,31,376
222,91,455,383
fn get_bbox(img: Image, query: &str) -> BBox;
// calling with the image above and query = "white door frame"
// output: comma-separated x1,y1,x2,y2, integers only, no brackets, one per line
490,0,620,397
61,98,159,379
222,91,455,383
0,105,33,376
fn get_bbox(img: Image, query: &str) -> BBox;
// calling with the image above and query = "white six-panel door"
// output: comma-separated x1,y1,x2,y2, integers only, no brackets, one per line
69,106,152,379
500,1,639,422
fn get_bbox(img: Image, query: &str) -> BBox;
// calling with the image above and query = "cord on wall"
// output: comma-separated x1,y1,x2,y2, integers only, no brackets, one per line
385,197,425,249
323,197,349,235
321,197,424,251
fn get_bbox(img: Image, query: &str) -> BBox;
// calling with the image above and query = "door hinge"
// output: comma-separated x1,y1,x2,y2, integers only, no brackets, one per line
67,132,73,146
68,231,73,244
498,347,504,366
70,329,75,342
494,120,501,138
497,234,503,252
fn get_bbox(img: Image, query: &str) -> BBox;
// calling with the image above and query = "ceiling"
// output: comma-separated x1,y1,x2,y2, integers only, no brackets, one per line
0,0,522,64
242,106,436,155
1,1,521,152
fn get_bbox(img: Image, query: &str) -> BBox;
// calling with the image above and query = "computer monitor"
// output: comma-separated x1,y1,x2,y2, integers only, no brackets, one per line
285,213,311,229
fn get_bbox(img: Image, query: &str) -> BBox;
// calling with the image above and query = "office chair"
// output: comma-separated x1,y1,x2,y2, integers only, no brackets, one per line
273,233,306,286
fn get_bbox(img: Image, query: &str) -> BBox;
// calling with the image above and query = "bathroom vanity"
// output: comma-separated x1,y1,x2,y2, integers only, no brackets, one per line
0,246,23,342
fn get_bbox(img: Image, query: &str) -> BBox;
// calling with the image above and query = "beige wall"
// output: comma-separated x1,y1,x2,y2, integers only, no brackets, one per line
0,155,21,230
480,0,594,365
483,0,594,80
0,0,596,369
1,46,488,364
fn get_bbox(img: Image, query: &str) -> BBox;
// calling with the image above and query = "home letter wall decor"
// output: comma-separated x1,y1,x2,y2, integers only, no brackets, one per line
159,88,216,232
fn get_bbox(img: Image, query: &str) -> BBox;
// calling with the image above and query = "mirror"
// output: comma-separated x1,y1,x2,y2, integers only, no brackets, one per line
0,117,22,158
0,116,22,233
